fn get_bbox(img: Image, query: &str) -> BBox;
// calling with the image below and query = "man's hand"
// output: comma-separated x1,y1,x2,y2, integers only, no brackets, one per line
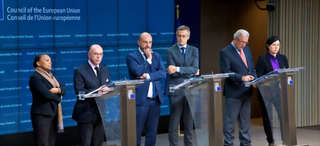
194,69,200,76
144,48,153,60
242,75,255,82
98,86,112,94
168,65,177,74
138,73,148,79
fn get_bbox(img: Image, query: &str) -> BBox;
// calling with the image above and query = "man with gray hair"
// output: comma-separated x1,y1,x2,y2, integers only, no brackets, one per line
219,29,256,146
167,25,199,146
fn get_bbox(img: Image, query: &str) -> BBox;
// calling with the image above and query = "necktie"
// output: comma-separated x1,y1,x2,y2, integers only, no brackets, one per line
239,49,248,68
181,47,185,56
94,66,103,85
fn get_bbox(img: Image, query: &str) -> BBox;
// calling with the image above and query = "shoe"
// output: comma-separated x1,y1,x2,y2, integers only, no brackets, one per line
269,144,275,146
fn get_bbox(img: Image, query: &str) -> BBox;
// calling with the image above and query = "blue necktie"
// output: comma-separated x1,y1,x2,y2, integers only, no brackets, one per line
181,47,185,56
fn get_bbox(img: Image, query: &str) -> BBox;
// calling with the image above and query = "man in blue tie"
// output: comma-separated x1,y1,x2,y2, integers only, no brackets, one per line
126,32,166,146
167,25,199,146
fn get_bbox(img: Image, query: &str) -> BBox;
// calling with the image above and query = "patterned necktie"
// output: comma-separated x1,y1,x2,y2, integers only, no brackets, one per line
239,49,248,68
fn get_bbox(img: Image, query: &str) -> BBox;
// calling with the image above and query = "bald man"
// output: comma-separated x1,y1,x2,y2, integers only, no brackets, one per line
126,32,166,146
72,44,111,146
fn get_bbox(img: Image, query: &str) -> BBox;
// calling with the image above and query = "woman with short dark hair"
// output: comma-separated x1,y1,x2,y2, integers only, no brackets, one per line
29,54,65,146
256,36,289,146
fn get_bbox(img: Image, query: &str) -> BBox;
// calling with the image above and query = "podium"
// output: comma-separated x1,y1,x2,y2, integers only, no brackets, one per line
245,67,305,146
169,73,234,146
80,80,144,146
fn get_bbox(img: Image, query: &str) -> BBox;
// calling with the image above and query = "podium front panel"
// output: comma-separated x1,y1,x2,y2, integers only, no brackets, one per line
257,78,283,144
96,94,122,145
184,83,210,146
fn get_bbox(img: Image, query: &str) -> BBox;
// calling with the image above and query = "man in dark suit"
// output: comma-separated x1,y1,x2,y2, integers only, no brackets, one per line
219,29,256,146
72,44,112,146
126,32,166,146
167,25,199,146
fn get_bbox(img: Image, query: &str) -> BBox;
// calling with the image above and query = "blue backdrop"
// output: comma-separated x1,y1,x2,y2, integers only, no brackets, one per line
0,0,174,135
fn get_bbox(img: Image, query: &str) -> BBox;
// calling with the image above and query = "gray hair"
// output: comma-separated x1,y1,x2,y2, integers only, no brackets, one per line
233,29,250,39
176,25,190,35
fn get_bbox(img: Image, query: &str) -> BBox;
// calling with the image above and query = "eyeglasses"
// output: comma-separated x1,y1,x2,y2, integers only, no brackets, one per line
236,38,249,45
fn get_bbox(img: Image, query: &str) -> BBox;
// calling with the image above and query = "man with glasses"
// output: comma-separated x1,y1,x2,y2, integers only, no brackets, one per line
219,29,256,146
73,44,111,146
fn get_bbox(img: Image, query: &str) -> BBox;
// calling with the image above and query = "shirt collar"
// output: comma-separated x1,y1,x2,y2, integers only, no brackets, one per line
268,52,279,59
88,60,99,69
177,44,187,49
231,41,241,54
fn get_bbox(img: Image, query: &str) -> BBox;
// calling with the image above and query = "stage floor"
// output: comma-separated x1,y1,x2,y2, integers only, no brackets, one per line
136,118,320,146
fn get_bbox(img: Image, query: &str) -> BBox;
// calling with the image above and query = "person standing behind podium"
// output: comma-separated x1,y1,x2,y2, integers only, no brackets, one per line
29,54,66,146
219,29,256,146
72,44,112,146
126,32,166,146
256,36,288,146
167,25,199,146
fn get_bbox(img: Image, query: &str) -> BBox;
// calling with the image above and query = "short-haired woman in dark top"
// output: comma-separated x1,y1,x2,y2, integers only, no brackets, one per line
29,54,65,146
256,36,289,146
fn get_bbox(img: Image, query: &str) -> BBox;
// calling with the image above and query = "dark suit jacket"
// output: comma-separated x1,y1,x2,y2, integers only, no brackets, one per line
29,72,66,117
256,53,289,77
166,44,199,87
126,50,166,106
219,43,257,99
72,63,110,123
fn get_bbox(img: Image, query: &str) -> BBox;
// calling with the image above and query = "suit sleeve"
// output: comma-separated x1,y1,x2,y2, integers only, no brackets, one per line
166,49,179,78
149,54,166,81
126,53,149,78
29,75,61,102
73,69,90,94
179,47,199,74
219,50,242,82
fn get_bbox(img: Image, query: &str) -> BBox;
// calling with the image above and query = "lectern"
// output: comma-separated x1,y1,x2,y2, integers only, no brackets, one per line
169,73,234,146
79,80,144,146
245,67,305,146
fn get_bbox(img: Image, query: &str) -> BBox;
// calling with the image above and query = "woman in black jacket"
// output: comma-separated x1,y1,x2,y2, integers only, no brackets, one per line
256,36,289,146
29,54,66,146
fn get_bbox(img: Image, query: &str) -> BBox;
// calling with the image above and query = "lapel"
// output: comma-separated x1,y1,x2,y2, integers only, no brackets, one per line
174,44,185,64
85,63,101,85
185,45,191,63
264,54,273,71
100,66,109,83
277,54,285,68
136,50,146,63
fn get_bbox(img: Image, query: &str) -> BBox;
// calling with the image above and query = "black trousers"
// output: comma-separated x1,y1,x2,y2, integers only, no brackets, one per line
77,116,105,146
31,114,57,146
258,93,274,144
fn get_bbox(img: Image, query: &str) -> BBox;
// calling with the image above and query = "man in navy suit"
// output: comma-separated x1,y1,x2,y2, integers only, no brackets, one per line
167,25,199,146
72,44,112,146
219,29,256,146
126,32,166,146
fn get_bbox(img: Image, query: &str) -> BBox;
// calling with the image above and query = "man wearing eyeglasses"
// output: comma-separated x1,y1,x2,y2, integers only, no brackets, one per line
219,29,256,146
